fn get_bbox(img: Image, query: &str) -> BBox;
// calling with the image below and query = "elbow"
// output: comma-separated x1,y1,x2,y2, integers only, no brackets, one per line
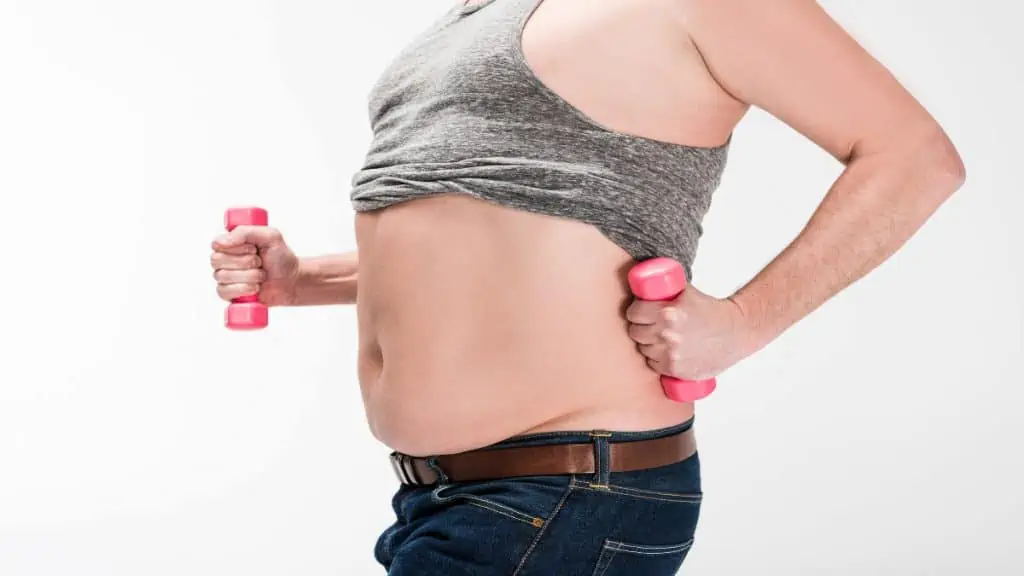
876,127,966,202
939,142,966,192
924,130,967,197
852,124,966,195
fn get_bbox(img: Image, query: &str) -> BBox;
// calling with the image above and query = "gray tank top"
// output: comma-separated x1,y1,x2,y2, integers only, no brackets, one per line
349,0,730,278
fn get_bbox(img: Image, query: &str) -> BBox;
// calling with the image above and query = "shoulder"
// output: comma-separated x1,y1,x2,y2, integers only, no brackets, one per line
675,0,936,161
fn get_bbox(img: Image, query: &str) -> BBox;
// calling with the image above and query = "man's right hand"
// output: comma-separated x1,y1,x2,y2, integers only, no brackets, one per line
210,225,301,307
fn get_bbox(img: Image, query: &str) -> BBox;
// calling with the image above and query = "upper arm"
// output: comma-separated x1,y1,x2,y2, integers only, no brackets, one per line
684,0,944,163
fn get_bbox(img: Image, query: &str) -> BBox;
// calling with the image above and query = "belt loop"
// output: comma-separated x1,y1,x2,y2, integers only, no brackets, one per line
590,430,612,487
427,457,449,484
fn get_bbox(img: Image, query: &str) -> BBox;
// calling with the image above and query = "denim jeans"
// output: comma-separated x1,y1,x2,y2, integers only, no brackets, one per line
375,418,702,575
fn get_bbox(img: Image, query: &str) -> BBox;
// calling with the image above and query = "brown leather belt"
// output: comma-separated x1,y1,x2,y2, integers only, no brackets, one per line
389,427,697,486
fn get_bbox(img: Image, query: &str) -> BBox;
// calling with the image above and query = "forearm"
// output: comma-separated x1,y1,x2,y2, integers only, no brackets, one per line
293,251,359,306
730,133,965,353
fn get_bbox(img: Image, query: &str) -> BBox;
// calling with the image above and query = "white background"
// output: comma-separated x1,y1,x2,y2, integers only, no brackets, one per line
0,0,1020,574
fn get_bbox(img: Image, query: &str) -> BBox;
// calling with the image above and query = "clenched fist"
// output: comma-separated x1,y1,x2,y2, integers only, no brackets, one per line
626,285,753,382
210,225,300,307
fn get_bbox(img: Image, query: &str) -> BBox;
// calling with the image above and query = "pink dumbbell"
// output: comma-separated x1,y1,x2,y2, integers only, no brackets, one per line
224,206,269,331
627,257,717,402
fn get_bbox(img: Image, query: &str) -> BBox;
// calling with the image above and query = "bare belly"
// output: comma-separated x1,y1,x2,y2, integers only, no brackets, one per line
355,194,693,456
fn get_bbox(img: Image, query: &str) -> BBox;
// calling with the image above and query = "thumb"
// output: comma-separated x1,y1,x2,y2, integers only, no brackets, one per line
213,225,284,251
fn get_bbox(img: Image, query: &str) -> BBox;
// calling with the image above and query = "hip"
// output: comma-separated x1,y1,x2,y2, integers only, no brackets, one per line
375,419,703,576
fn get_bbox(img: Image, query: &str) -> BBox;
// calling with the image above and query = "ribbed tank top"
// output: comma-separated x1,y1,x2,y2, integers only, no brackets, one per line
349,0,730,279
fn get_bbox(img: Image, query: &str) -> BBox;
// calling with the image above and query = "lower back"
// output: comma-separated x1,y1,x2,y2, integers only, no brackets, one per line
355,194,693,456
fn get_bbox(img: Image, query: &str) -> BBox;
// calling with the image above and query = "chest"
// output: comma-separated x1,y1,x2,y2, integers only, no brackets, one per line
365,1,526,125
365,0,735,147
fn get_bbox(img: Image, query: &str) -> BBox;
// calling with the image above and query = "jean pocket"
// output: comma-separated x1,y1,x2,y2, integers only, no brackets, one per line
590,538,694,576
430,476,570,527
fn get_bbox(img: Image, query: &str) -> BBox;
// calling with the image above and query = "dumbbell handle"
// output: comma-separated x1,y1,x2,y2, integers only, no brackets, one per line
627,257,717,402
224,206,269,330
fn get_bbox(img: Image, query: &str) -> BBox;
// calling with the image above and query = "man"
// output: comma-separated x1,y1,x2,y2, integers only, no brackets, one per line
210,0,964,573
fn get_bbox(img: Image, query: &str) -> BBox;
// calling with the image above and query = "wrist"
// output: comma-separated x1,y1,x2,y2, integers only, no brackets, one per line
292,258,328,307
291,254,358,306
295,257,320,285
727,291,777,358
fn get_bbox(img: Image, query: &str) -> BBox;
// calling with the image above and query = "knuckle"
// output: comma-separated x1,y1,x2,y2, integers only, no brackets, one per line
666,305,686,320
659,328,680,344
225,256,249,270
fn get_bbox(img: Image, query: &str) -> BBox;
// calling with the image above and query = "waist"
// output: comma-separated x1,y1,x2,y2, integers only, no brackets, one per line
354,195,694,456
390,418,699,486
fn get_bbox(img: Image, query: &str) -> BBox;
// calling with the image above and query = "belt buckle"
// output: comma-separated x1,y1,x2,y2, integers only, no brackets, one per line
389,452,422,485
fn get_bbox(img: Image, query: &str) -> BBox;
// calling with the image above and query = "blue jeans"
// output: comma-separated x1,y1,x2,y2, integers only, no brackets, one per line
375,419,702,575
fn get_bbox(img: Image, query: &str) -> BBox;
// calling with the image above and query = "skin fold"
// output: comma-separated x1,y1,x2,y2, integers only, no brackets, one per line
210,0,964,457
